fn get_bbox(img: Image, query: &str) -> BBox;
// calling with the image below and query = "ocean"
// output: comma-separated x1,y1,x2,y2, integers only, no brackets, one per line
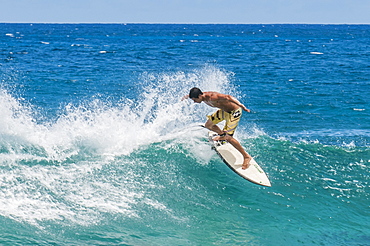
0,23,369,245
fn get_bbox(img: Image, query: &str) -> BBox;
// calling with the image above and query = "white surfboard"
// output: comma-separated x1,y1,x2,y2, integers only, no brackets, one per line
208,131,271,187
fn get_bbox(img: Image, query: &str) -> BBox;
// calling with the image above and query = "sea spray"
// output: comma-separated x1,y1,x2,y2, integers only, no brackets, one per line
0,66,238,229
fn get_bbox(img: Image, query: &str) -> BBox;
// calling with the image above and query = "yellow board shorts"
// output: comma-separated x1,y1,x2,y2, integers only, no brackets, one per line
207,108,242,136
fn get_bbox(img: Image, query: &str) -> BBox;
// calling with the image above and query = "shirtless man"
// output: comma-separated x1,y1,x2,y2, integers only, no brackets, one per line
183,87,252,169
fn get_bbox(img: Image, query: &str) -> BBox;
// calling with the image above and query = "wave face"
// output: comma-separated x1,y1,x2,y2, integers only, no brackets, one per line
0,24,369,245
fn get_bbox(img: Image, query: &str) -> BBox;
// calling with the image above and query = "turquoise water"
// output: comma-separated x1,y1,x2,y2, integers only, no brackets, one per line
0,24,369,245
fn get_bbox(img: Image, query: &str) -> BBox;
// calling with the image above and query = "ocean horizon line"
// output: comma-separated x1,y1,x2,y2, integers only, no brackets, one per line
1,22,369,25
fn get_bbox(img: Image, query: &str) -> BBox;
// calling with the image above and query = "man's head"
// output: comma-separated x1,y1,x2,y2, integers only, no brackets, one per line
189,87,203,103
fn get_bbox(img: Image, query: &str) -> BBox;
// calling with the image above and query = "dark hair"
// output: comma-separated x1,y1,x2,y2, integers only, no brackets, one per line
189,87,203,99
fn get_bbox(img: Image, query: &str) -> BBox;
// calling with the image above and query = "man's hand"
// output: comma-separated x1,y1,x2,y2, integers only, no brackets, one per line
181,95,189,101
241,105,250,112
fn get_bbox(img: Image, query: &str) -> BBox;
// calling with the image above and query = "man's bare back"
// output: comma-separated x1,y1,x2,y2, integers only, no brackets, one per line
202,92,241,112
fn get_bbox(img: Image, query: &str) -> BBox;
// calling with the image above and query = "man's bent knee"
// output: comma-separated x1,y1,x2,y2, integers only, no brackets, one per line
204,120,214,129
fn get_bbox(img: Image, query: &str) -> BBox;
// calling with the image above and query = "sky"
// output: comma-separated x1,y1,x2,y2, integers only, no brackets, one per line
0,0,369,24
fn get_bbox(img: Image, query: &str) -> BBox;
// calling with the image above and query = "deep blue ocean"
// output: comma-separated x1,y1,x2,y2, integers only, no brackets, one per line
0,23,369,245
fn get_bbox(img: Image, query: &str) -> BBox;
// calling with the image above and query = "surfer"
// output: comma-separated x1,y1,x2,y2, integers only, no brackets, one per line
182,87,252,169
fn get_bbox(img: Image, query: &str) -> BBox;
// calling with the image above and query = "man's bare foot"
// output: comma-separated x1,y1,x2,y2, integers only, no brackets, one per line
242,156,251,169
212,131,227,141
212,136,220,141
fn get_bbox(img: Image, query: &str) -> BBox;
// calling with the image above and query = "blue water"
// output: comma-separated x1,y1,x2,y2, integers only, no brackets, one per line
1,24,369,245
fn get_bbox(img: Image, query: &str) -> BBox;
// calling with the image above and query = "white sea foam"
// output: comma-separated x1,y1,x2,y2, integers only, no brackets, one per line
0,66,235,227
0,66,232,158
